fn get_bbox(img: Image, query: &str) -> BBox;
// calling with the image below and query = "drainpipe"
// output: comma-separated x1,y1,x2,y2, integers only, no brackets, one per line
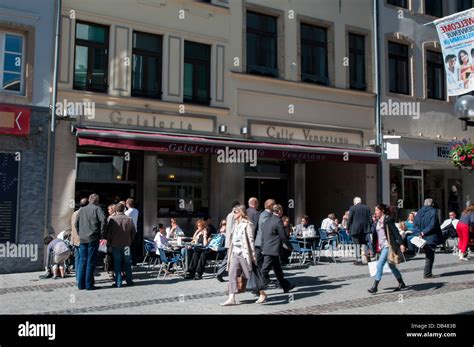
45,0,61,237
374,0,383,203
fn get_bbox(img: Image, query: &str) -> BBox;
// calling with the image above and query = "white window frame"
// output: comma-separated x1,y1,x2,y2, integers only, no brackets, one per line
0,31,25,95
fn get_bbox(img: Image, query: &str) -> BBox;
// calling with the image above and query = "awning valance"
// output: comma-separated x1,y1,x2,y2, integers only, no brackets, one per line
74,126,380,164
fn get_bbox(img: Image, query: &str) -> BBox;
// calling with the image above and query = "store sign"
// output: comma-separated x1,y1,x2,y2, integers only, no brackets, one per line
0,106,30,136
82,109,215,133
0,152,20,243
437,146,450,158
250,123,363,147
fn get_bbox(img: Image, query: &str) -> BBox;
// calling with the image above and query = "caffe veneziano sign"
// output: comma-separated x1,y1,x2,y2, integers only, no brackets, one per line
251,123,363,147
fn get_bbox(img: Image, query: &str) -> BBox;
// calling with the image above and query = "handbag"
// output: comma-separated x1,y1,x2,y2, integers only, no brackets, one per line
236,275,247,293
246,264,266,293
386,224,403,265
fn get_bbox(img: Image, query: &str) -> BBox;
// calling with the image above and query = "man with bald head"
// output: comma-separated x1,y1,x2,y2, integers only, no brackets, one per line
247,197,259,227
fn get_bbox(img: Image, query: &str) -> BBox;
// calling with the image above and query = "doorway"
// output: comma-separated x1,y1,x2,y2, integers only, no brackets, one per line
245,178,289,210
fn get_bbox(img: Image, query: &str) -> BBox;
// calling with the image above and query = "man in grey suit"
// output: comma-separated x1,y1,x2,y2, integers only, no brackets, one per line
347,196,372,265
255,199,276,269
261,204,294,293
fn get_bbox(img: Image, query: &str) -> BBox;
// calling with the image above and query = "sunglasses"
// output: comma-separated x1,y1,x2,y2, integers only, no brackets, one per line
233,210,240,213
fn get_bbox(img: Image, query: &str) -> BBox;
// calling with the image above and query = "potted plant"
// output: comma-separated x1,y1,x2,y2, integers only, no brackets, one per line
448,139,474,172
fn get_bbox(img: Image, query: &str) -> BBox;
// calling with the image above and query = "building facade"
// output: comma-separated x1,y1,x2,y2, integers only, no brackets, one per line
0,0,56,273
51,0,379,247
379,0,474,220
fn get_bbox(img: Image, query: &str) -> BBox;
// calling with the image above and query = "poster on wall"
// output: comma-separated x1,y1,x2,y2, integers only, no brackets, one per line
0,152,20,243
434,9,474,96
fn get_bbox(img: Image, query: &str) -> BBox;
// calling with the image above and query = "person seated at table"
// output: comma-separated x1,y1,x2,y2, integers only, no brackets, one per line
166,218,184,239
182,219,211,271
154,224,171,251
294,215,312,237
405,212,419,254
321,213,337,235
186,221,226,280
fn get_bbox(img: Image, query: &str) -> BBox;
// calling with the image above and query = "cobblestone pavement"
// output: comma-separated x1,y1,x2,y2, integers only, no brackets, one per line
0,252,472,315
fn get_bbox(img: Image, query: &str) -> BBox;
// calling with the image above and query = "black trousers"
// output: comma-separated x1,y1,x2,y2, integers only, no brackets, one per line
216,251,228,277
423,244,435,277
188,249,216,275
261,255,290,291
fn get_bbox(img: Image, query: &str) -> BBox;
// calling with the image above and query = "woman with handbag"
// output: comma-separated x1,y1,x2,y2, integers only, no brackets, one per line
368,203,407,294
220,205,267,306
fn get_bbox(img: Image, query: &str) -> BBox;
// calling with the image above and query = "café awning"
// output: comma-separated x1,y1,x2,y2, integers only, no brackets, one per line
74,126,380,164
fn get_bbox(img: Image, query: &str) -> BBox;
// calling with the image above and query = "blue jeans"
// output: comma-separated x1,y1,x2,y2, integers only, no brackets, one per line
112,246,133,286
375,246,402,281
74,247,80,278
77,240,99,290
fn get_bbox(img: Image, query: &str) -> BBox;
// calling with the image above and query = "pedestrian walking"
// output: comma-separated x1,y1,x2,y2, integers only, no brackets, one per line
413,198,443,278
367,203,407,294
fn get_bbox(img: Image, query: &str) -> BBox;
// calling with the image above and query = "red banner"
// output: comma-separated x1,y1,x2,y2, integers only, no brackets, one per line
0,105,30,136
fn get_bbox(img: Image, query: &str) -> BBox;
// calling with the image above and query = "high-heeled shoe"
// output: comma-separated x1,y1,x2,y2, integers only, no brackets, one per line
256,293,267,304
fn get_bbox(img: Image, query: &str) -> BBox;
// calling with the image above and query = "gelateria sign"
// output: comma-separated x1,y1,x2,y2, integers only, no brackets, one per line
250,123,363,147
82,109,215,133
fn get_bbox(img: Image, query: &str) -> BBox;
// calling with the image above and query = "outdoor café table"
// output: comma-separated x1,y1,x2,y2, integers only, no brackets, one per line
296,236,318,264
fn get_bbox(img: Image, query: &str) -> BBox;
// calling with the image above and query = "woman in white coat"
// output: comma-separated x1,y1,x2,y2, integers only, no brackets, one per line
220,205,267,306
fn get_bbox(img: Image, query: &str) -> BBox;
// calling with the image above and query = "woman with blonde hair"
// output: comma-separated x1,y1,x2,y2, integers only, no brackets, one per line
456,204,474,261
220,205,267,306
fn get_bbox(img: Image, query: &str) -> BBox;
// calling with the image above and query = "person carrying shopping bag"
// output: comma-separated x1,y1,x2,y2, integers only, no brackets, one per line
368,203,407,294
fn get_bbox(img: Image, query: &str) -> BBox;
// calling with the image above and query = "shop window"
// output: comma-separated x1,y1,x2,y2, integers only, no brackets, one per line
0,31,24,94
388,41,410,95
76,152,138,182
427,50,445,100
246,11,278,78
132,31,162,99
157,155,209,217
74,21,109,92
183,41,210,105
349,33,366,91
301,23,329,86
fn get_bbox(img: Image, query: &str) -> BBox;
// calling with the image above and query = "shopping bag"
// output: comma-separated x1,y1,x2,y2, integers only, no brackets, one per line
410,236,426,249
368,260,391,277
98,239,108,253
246,264,266,293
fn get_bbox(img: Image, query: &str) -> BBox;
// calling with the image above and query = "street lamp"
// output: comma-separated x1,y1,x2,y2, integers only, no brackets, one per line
454,95,474,131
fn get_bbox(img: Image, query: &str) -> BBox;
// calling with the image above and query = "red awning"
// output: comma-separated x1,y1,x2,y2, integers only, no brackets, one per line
74,126,379,164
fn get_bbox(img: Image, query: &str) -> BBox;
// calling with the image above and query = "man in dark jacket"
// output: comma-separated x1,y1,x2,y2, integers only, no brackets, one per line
246,197,260,227
347,197,372,265
105,203,136,287
413,198,442,278
75,193,106,290
261,204,294,294
255,199,275,269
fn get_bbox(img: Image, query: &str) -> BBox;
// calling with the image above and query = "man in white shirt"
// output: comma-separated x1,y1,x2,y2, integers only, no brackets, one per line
125,198,139,231
321,213,337,234
441,211,459,244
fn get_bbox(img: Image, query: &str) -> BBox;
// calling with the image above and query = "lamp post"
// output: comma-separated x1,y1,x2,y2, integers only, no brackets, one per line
454,95,474,131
